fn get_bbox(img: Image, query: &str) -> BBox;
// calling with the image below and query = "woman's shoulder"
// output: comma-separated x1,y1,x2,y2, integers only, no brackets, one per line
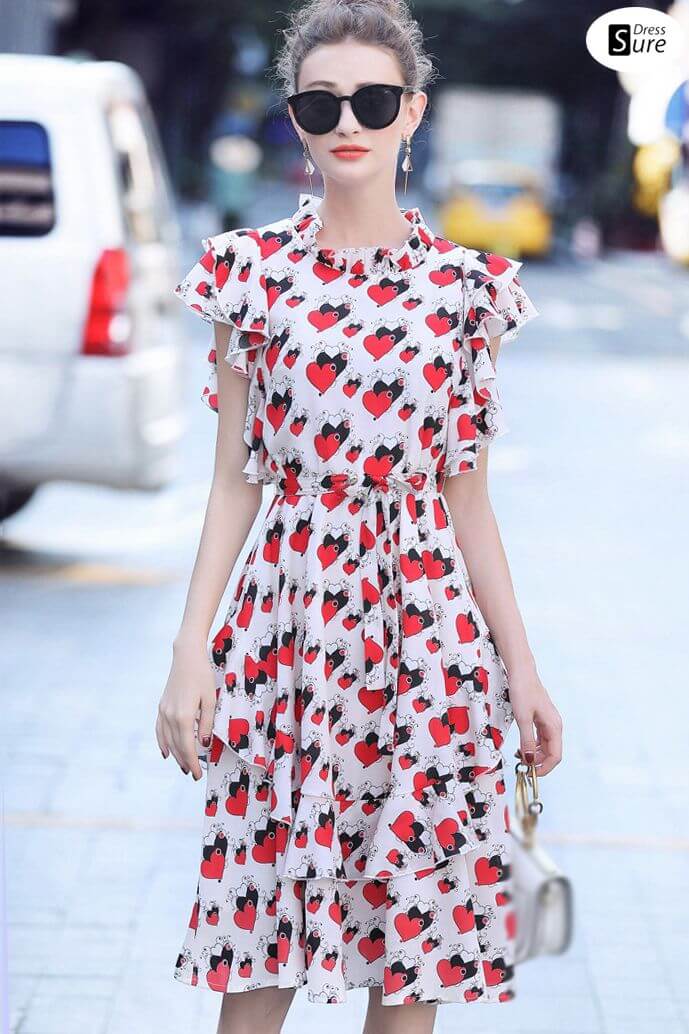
200,210,294,266
418,231,518,290
454,243,525,293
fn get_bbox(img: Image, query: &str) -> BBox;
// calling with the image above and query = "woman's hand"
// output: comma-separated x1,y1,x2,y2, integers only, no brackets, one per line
508,665,563,776
156,640,217,780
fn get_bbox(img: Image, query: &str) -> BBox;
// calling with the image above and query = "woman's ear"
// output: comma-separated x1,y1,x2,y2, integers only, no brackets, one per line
404,90,428,136
287,110,300,138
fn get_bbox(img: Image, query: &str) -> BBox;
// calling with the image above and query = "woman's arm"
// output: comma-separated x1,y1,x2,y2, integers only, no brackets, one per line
156,320,264,780
442,334,563,776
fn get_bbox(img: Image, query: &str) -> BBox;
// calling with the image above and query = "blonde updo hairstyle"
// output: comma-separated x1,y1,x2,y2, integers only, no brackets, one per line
273,0,439,105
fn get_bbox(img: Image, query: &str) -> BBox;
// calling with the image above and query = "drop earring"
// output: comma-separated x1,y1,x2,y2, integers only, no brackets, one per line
401,135,413,195
302,139,315,194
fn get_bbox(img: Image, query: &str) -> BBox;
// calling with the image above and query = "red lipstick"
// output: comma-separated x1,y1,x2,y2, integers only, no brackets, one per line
331,145,369,161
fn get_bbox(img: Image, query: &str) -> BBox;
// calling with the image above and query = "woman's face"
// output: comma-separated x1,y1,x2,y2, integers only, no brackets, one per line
288,39,427,187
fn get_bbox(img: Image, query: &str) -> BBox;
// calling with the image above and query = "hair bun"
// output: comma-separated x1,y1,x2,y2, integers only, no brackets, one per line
333,0,412,14
273,0,438,98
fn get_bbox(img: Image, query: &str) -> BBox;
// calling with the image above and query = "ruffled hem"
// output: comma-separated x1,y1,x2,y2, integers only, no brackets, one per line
179,731,516,1005
255,783,486,883
441,253,539,478
176,737,517,1005
173,963,516,1005
206,633,511,888
201,736,496,889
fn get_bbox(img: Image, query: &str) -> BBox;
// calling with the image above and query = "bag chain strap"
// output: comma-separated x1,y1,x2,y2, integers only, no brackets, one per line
513,752,544,848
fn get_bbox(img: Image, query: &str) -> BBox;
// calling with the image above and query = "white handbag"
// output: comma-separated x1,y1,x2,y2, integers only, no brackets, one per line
509,754,574,964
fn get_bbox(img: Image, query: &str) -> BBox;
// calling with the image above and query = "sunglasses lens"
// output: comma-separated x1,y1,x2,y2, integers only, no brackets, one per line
292,92,339,134
352,86,401,129
289,85,406,133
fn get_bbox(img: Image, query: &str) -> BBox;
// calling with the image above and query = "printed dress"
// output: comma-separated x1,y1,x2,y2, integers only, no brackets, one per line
171,191,540,1006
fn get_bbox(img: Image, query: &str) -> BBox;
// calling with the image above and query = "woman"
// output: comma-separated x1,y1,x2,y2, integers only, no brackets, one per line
157,0,563,1030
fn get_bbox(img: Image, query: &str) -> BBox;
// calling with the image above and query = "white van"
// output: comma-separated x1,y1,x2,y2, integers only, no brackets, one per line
0,54,186,520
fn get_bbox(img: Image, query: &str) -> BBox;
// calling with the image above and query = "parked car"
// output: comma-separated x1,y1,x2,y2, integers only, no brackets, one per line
424,86,562,258
0,54,185,521
438,160,553,259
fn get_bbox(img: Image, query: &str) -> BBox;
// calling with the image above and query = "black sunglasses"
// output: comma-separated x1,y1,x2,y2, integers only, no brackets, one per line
287,83,416,135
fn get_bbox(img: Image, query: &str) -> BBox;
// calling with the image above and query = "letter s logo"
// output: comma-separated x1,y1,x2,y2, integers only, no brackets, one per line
608,24,630,54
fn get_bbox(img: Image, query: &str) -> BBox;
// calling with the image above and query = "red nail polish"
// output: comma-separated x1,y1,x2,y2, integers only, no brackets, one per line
202,736,211,747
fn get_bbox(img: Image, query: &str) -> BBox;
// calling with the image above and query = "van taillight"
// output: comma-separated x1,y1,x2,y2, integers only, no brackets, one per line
81,248,131,356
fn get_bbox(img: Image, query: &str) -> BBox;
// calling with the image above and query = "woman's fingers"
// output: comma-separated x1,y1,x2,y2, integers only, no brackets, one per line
164,714,187,773
515,699,563,776
534,709,563,776
197,693,216,752
532,728,548,766
157,647,215,777
163,707,196,775
515,712,537,766
180,720,203,781
155,712,170,758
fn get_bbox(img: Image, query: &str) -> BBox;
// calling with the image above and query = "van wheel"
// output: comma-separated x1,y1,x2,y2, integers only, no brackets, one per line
0,484,38,521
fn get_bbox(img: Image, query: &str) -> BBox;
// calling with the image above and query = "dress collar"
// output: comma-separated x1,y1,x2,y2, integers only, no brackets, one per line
290,191,436,276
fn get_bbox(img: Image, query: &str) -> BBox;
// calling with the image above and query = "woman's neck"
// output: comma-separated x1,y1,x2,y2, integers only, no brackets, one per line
313,182,413,250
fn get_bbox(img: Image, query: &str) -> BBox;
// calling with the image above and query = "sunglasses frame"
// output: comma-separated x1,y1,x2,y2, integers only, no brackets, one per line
287,83,417,135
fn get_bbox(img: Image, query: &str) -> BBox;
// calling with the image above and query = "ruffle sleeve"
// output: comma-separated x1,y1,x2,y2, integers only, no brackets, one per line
173,228,272,484
442,251,540,477
173,228,270,404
